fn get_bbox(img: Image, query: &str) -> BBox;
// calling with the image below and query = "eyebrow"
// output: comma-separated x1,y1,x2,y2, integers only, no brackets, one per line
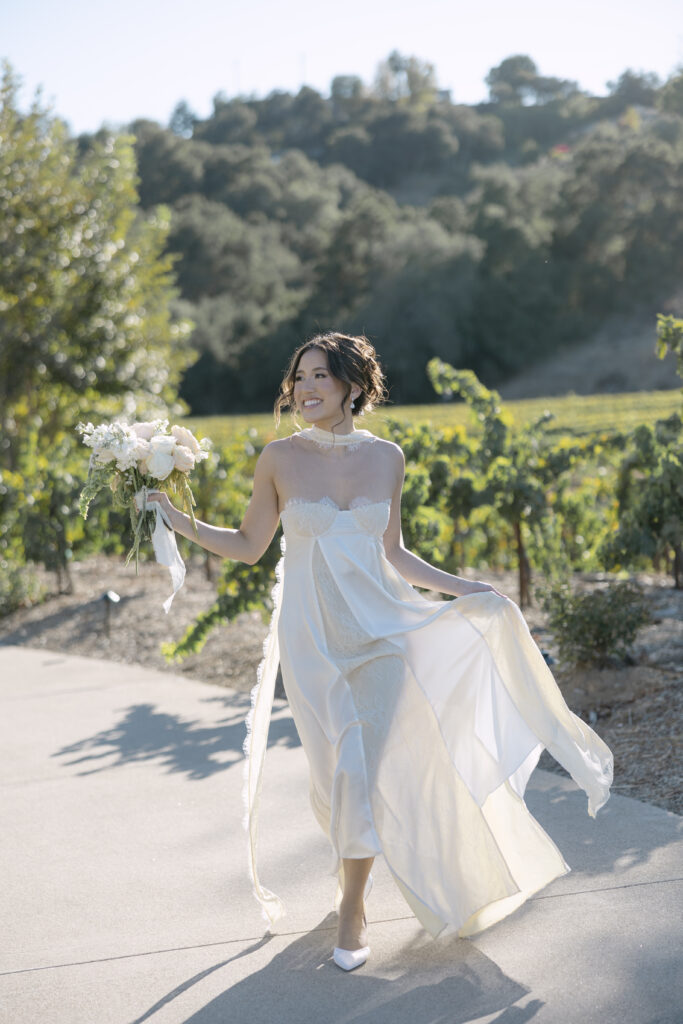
296,366,328,373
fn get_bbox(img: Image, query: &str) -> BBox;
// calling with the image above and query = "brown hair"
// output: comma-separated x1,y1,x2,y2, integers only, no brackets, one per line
274,332,388,427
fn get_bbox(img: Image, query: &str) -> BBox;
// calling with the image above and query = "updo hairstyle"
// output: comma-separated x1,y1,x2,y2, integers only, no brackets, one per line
274,332,388,426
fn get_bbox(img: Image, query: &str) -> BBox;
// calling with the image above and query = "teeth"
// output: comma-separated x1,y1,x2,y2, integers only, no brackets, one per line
304,400,321,407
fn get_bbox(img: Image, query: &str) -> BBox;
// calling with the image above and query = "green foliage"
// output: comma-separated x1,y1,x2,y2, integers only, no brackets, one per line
541,580,651,668
426,359,622,604
185,390,683,443
485,55,578,106
0,63,194,593
4,49,682,631
97,52,683,413
599,412,683,587
374,51,438,106
657,70,683,115
656,313,683,377
163,531,283,662
0,63,195,473
0,556,45,617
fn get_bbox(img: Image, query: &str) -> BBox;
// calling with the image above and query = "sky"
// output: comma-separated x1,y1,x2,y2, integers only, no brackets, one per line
2,0,682,134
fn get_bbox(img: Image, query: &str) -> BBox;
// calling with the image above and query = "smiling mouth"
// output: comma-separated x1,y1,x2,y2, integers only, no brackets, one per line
303,399,322,408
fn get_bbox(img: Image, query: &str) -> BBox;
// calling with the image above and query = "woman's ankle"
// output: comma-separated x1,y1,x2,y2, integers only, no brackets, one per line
339,893,364,917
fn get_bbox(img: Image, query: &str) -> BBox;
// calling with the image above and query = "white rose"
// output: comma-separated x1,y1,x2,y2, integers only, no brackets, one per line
149,433,177,454
131,421,158,440
173,444,195,473
133,438,151,463
141,433,180,478
171,425,202,457
143,448,175,480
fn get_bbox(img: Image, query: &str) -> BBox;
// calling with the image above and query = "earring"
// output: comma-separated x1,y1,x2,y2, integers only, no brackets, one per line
351,399,355,410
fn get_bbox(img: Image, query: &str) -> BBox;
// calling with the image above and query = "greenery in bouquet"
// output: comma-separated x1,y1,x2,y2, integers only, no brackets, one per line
77,419,211,571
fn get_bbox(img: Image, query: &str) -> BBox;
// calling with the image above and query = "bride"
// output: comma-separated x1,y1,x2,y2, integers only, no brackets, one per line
147,332,612,972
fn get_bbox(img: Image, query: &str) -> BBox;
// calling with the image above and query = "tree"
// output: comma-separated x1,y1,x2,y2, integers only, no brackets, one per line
373,51,438,107
330,76,366,120
599,414,683,588
486,56,539,105
194,96,258,146
131,119,207,207
169,100,198,138
657,69,683,115
599,314,683,587
0,63,194,470
552,120,683,314
427,360,615,606
606,70,660,108
0,63,194,589
486,56,577,106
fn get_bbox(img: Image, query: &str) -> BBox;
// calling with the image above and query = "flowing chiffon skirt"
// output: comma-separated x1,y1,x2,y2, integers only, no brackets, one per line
243,498,612,937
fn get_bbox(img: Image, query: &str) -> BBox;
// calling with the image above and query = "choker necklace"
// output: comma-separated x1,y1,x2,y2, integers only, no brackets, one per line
297,425,376,450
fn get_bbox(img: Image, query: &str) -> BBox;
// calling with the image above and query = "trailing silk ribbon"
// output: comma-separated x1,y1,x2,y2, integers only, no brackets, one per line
242,542,286,928
134,486,186,613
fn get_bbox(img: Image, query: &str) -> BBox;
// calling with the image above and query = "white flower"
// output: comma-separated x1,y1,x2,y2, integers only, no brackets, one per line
140,433,179,479
171,424,203,457
142,448,175,480
94,447,118,464
133,437,151,462
114,438,141,471
79,417,211,485
173,444,195,473
132,419,168,440
84,421,139,469
150,433,177,453
131,421,157,441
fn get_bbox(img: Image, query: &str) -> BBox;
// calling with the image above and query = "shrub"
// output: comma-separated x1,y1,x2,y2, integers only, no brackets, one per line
0,557,45,618
541,579,651,668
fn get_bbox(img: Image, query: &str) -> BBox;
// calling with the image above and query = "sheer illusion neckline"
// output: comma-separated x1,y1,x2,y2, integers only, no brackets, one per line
282,495,392,514
292,427,377,451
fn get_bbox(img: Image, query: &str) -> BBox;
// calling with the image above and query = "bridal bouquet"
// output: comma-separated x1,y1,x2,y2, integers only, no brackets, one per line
77,419,211,610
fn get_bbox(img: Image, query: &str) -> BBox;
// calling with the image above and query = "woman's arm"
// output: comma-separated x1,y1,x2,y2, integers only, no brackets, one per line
382,447,507,599
146,443,280,565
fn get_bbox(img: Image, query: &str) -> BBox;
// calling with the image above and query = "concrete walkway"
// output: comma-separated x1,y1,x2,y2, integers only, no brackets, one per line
1,645,681,1024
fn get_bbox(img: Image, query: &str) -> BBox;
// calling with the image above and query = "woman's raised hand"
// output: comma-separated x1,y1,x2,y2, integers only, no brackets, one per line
136,488,174,516
464,580,509,600
145,489,172,508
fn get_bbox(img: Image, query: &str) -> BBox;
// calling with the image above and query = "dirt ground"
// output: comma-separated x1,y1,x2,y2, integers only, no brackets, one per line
1,554,680,815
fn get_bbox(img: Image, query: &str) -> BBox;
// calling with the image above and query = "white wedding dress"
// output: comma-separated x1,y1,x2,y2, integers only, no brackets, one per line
243,428,613,938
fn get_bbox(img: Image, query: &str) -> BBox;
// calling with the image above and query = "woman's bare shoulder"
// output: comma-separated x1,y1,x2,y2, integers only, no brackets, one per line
373,436,405,464
259,436,295,468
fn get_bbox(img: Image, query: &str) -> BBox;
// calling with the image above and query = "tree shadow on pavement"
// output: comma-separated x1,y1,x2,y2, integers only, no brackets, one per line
51,700,682,885
52,694,298,779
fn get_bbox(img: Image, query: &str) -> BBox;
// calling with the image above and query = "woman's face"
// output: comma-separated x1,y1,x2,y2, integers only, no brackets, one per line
293,348,356,429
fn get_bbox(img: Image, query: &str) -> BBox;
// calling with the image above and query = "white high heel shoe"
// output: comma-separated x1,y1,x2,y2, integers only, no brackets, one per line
333,943,370,971
333,910,370,971
334,877,372,972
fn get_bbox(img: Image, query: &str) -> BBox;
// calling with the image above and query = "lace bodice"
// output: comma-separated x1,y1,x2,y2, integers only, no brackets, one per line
280,496,391,538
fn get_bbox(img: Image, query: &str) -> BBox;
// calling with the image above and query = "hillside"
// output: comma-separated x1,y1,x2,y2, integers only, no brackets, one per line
500,309,681,399
106,56,683,413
